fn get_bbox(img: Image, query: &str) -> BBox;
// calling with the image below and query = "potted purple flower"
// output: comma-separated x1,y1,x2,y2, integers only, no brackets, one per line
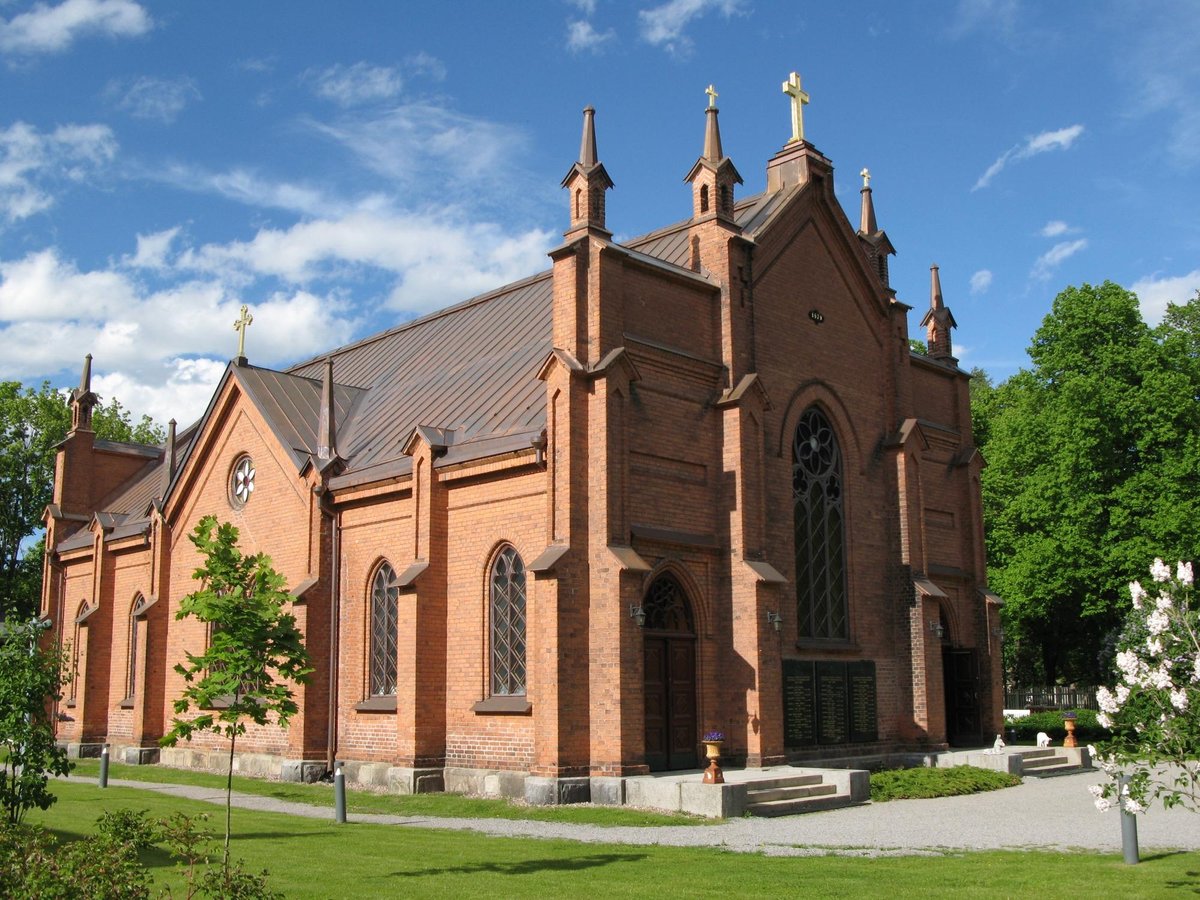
1063,710,1078,748
701,730,725,784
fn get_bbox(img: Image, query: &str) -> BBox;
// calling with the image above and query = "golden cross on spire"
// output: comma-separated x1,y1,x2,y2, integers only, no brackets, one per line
781,71,810,143
233,304,253,359
705,84,718,108
860,167,871,188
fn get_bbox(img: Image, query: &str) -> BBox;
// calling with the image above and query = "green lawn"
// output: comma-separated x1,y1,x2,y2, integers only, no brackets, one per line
26,782,1200,898
67,758,704,827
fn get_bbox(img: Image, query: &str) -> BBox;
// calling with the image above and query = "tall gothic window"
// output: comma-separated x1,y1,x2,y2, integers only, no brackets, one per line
643,572,695,633
490,546,527,696
370,563,399,697
793,407,848,639
126,595,143,701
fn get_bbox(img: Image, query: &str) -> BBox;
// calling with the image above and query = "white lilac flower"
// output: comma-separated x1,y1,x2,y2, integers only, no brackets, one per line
1088,783,1104,799
1150,666,1173,691
1152,558,1172,583
1147,609,1171,636
1130,580,1146,610
1193,654,1200,684
1125,797,1145,814
1148,637,1164,656
1178,561,1194,586
1156,592,1174,612
1171,689,1189,711
1098,711,1113,729
1117,650,1143,680
1116,684,1130,704
1095,796,1114,812
1096,686,1121,714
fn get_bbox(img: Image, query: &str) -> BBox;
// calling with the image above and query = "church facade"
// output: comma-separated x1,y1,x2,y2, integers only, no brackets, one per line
42,82,1003,801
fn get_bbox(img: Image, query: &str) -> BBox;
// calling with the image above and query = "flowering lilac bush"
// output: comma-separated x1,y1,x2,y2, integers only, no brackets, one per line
1089,559,1200,813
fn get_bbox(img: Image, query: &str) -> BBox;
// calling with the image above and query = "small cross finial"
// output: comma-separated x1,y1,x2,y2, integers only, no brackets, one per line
781,71,810,143
860,168,871,188
233,304,253,360
706,84,718,108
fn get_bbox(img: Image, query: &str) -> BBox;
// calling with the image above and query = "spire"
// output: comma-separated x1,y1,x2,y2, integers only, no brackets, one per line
579,105,598,167
70,353,98,432
317,356,337,463
162,418,177,494
685,84,742,223
562,105,614,237
859,168,877,234
920,264,959,360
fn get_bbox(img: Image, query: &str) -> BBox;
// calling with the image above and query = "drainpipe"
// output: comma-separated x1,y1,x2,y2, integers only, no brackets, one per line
320,489,341,775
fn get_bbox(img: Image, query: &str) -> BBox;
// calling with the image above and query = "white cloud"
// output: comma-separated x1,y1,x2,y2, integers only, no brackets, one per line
1031,238,1087,280
638,0,745,54
1040,220,1073,237
93,357,227,429
973,124,1084,190
404,51,445,82
1131,269,1200,325
126,226,180,270
567,19,614,53
568,0,598,14
0,0,150,55
0,121,116,220
309,62,403,107
947,0,1019,39
105,75,200,123
969,269,993,294
1121,3,1200,167
153,163,343,219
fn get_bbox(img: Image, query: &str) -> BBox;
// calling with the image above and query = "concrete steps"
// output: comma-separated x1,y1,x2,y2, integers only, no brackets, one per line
744,773,853,817
1017,747,1090,777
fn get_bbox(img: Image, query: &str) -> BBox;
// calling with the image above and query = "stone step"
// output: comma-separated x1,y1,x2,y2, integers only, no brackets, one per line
1021,753,1070,770
742,773,825,793
1023,761,1088,778
746,781,838,804
1018,748,1060,761
746,790,855,818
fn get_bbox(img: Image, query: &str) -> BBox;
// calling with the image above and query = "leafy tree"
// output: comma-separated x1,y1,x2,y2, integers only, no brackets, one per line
980,282,1200,684
0,380,165,621
0,617,71,824
160,516,312,871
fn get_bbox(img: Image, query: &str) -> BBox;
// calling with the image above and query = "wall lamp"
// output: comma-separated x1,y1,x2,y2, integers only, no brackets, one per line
766,610,783,633
929,620,945,639
629,605,647,628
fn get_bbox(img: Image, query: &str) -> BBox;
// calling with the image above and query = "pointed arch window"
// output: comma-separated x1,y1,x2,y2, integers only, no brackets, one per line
124,594,147,703
793,407,848,640
370,563,399,697
643,572,695,633
490,546,527,696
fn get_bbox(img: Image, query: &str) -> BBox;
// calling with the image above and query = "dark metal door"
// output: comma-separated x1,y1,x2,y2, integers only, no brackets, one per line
943,649,981,746
644,636,697,771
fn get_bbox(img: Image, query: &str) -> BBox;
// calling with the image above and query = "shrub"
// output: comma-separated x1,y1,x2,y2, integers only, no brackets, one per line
1005,709,1110,744
0,818,151,899
870,765,1021,802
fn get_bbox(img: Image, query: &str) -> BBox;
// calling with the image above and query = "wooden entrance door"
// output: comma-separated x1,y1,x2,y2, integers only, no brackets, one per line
943,649,982,746
642,572,698,772
644,636,697,771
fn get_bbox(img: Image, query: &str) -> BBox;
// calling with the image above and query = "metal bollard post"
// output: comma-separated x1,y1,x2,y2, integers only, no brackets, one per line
99,744,110,788
1120,774,1140,865
334,761,346,824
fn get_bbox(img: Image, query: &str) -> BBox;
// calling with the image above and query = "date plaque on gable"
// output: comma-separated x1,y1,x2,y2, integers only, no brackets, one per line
808,310,824,324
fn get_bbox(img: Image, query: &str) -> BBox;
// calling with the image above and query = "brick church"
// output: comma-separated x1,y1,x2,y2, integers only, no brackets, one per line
42,77,1003,801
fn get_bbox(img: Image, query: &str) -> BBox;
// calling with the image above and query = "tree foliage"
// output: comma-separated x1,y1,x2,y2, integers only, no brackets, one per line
0,618,71,824
977,283,1200,684
0,381,164,621
161,516,312,869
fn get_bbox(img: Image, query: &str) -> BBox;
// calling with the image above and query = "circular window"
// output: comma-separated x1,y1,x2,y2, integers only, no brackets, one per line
230,455,256,508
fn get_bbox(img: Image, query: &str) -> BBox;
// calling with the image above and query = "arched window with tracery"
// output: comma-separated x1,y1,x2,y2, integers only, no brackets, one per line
643,572,695,633
369,563,399,697
125,594,147,701
490,545,527,696
792,407,848,640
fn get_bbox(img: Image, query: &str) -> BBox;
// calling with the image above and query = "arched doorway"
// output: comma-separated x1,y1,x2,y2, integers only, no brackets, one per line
940,607,982,746
642,572,698,771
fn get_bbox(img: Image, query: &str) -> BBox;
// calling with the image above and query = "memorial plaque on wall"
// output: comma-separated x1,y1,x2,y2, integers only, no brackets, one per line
815,661,848,744
847,660,878,743
782,660,816,746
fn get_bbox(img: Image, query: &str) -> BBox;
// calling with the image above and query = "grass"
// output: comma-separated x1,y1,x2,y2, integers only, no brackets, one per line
870,766,1022,802
67,758,705,827
26,781,1200,899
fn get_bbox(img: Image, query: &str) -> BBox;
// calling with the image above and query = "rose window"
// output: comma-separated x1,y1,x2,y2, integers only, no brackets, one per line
231,456,255,507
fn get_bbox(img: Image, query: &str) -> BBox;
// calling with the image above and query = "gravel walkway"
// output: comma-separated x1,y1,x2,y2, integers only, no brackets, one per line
69,771,1200,858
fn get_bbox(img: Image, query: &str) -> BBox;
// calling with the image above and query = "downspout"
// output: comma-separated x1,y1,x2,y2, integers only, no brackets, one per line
322,491,341,775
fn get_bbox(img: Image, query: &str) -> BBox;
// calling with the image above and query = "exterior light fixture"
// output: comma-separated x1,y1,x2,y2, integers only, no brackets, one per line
766,610,783,633
629,605,647,628
929,620,945,639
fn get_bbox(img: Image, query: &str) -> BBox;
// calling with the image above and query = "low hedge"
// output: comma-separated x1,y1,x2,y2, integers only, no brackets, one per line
1004,708,1110,744
869,765,1021,802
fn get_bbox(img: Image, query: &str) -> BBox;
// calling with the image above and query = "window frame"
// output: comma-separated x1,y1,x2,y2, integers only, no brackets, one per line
368,562,399,700
488,544,527,698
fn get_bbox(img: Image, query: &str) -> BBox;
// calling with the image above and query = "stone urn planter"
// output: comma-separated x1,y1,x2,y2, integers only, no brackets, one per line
701,731,725,784
1063,712,1077,748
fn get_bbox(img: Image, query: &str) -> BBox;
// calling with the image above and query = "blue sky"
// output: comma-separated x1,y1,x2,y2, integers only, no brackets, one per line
1,0,1197,427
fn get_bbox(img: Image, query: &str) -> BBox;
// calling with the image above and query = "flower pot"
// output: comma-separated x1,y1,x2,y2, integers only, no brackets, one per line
1063,717,1077,748
701,740,724,784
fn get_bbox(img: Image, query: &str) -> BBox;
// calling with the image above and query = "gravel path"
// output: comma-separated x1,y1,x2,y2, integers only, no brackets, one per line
69,771,1200,858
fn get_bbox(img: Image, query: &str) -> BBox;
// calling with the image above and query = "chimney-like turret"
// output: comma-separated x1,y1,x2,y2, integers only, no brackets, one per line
561,106,614,238
920,265,958,360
